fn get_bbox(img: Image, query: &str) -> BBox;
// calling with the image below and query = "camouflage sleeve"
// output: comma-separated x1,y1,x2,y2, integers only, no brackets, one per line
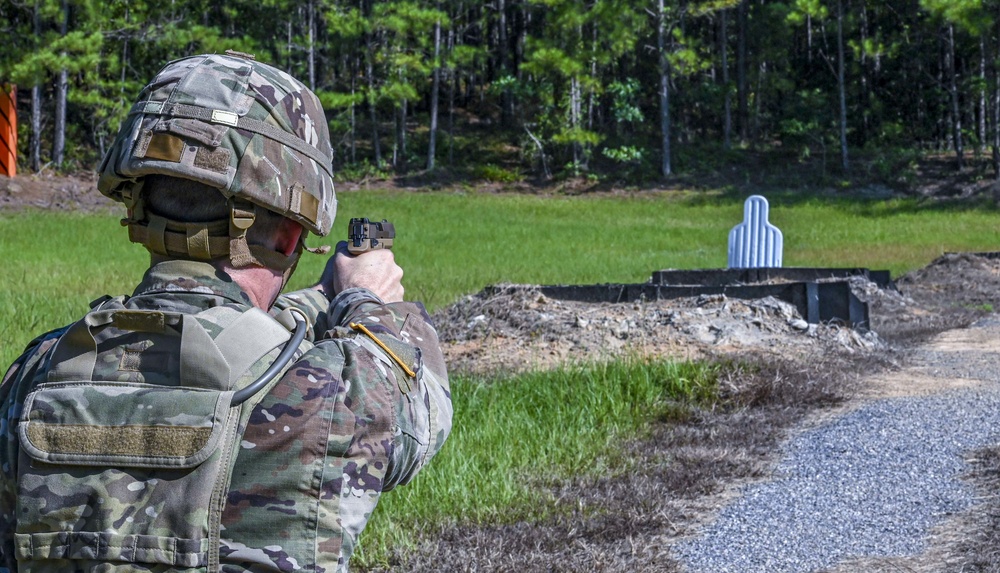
272,287,333,339
223,300,452,571
323,287,453,491
222,288,451,571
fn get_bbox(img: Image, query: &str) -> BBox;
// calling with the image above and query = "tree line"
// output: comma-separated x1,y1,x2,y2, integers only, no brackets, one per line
2,0,999,182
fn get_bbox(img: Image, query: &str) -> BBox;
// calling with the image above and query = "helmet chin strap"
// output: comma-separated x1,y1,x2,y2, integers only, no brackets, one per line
124,196,329,276
260,235,331,309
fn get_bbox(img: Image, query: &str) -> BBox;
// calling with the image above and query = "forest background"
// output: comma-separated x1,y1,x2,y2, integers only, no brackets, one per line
2,0,1000,186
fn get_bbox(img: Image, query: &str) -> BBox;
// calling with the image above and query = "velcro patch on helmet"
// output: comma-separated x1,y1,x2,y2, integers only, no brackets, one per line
142,133,185,163
289,183,320,227
193,146,231,174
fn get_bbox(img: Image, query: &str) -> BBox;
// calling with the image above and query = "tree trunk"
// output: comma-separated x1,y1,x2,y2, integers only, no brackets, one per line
859,3,870,146
307,0,316,90
498,0,513,125
367,61,381,166
396,98,407,172
287,21,293,73
570,75,582,169
807,13,813,64
979,36,987,154
515,2,526,80
427,12,442,171
658,0,671,177
588,25,597,132
364,1,381,167
448,10,457,167
836,0,849,173
350,57,357,164
994,16,1000,180
53,0,69,169
721,8,731,149
948,24,964,169
449,69,456,167
121,2,130,99
30,1,42,172
30,85,42,172
736,0,749,144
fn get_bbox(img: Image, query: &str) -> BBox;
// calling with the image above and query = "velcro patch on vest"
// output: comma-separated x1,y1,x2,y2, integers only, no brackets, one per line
19,382,233,468
26,424,212,458
142,133,185,162
112,311,166,333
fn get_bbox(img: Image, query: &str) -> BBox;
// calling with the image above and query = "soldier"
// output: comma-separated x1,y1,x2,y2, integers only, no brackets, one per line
0,52,451,572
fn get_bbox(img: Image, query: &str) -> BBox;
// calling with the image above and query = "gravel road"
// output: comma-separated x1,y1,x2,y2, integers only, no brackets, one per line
674,315,1000,573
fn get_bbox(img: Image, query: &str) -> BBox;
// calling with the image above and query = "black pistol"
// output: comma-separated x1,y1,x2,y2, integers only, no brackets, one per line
347,218,395,255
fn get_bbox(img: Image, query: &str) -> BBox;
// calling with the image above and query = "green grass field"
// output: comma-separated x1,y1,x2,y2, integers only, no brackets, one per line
2,189,999,567
3,190,998,366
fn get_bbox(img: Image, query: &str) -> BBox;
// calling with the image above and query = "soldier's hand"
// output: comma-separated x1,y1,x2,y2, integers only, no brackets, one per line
316,241,404,303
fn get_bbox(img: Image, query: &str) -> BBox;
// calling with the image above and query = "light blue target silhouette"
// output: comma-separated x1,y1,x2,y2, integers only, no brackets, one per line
728,195,783,268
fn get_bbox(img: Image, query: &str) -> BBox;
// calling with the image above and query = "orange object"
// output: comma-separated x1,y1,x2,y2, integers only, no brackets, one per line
0,85,16,177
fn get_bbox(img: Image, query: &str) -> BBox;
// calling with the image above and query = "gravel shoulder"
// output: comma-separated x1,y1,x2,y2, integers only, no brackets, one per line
675,317,1000,573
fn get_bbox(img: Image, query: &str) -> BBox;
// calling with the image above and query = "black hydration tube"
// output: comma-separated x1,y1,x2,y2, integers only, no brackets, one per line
231,310,308,406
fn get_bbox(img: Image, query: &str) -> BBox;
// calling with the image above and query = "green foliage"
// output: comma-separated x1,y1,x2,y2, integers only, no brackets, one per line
602,145,644,164
608,79,644,126
522,45,585,78
866,147,922,185
1,0,998,181
317,90,365,110
920,0,994,34
787,0,829,24
334,159,394,182
472,163,521,183
551,126,602,147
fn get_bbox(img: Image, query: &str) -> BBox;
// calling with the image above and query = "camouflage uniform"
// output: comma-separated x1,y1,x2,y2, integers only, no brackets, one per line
0,259,452,572
0,52,451,572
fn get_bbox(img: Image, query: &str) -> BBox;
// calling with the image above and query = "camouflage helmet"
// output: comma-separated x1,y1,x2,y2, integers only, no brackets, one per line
97,51,336,267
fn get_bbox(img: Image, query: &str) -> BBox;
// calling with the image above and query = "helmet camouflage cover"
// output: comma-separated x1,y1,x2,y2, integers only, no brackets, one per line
97,51,336,266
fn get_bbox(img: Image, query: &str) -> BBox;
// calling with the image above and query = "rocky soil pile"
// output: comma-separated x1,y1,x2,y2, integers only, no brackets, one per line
433,253,1000,377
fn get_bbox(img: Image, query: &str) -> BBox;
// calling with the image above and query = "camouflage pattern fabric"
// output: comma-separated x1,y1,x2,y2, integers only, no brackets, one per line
98,53,337,237
0,260,452,573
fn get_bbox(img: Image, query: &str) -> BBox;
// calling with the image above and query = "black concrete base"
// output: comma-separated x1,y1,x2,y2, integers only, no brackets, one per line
515,281,870,332
649,267,894,290
495,266,892,331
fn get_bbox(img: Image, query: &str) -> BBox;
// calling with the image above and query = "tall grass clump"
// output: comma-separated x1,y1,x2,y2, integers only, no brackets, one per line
353,357,720,568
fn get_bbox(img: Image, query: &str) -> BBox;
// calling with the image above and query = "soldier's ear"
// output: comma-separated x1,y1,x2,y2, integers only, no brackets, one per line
274,218,304,257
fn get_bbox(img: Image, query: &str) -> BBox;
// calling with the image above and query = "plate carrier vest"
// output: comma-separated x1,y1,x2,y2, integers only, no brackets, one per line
12,295,320,573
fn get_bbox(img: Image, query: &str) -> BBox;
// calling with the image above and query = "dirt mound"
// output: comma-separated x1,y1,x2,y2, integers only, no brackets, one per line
0,171,112,211
871,252,1000,345
433,255,1000,377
